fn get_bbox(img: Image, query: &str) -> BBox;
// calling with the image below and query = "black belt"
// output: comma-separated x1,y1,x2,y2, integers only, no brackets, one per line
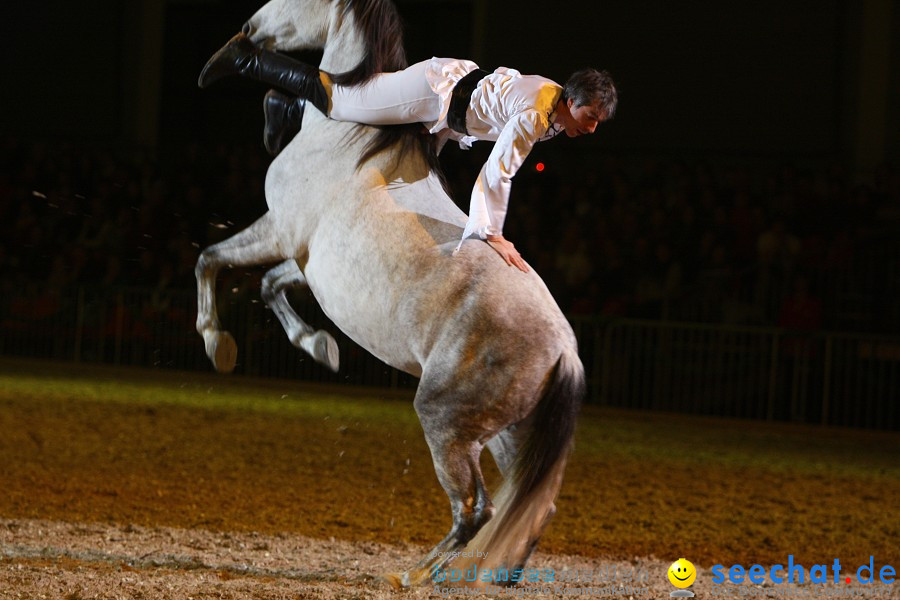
448,68,489,135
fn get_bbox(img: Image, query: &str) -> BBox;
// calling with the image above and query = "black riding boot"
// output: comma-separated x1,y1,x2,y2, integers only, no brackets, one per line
263,90,306,156
198,32,329,115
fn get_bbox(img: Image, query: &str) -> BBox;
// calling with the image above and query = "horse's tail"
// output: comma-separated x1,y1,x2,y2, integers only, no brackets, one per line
451,347,584,581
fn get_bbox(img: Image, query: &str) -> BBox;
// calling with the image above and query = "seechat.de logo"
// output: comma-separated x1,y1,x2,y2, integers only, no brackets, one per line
711,556,896,585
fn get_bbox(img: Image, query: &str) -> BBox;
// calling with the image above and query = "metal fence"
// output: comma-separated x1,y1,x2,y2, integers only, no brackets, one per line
1,285,897,430
0,285,418,389
600,319,899,429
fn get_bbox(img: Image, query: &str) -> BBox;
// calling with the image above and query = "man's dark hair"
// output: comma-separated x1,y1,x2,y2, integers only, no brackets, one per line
563,69,618,118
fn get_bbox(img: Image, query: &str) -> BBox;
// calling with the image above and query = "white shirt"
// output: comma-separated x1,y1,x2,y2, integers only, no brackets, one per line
423,58,565,249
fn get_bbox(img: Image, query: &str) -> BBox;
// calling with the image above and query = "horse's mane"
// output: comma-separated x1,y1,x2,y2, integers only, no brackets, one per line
329,0,444,180
330,0,407,87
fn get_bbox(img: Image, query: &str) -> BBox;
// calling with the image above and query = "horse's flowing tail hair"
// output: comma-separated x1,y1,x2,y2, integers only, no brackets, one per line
450,348,585,582
330,0,444,178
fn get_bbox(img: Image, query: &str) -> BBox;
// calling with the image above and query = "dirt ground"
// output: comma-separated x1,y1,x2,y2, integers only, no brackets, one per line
1,360,898,598
3,519,898,599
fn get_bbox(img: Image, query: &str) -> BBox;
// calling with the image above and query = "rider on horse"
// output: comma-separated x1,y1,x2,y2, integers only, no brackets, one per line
198,34,617,273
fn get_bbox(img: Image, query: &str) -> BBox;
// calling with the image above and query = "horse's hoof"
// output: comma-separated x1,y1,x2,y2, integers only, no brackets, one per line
206,331,237,373
380,571,409,589
305,330,339,372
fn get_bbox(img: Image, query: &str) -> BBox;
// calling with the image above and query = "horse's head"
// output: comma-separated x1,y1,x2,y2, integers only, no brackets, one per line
243,0,366,74
243,0,331,50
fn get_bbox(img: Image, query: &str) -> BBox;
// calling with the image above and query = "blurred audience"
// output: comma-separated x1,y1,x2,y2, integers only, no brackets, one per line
1,135,898,333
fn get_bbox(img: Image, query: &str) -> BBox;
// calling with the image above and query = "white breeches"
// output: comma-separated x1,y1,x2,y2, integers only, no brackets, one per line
329,60,441,125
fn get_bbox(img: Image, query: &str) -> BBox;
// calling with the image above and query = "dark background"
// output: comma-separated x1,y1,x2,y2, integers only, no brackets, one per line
4,0,897,165
2,0,899,426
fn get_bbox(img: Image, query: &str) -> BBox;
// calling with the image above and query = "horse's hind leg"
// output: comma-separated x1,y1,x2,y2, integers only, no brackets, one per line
196,212,284,373
261,259,339,371
485,426,521,477
385,384,495,588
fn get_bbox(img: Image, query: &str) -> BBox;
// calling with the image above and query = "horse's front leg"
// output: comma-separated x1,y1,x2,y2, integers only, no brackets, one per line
261,259,339,371
195,212,285,373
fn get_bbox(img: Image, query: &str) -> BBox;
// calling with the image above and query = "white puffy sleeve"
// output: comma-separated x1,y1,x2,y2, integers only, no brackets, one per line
455,109,548,250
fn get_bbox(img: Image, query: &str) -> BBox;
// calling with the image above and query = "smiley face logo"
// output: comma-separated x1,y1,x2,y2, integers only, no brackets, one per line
668,558,697,588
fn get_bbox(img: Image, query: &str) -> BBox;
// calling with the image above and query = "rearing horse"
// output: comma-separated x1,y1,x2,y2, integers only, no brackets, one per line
194,0,584,587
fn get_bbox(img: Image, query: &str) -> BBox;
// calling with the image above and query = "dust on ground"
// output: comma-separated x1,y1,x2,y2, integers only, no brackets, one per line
5,519,897,600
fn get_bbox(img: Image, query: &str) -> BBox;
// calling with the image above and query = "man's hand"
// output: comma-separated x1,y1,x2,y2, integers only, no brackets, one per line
486,234,529,273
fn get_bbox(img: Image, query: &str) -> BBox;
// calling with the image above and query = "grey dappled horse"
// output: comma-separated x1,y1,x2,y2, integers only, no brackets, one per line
194,0,585,587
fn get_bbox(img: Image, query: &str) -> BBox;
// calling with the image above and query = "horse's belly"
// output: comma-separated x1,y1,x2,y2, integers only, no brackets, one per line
303,257,423,377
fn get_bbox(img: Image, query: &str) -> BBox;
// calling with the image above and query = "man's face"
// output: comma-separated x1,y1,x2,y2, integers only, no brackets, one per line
564,99,608,137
